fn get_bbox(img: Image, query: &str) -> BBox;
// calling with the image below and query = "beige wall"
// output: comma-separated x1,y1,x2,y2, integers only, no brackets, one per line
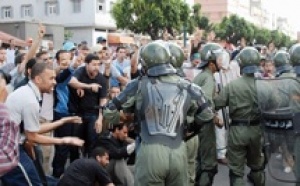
195,0,228,23
194,0,252,23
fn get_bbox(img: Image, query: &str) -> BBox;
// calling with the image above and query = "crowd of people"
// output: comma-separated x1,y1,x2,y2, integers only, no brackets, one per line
0,23,300,186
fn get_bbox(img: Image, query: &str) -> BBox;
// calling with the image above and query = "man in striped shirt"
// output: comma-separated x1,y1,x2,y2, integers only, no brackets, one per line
0,77,19,177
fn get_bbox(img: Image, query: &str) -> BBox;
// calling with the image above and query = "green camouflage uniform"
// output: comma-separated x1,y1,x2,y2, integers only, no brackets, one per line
193,67,218,186
104,75,214,186
214,75,265,186
295,76,300,186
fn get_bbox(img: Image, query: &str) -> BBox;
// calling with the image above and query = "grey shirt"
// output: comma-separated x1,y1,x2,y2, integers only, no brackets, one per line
110,59,131,78
6,81,42,143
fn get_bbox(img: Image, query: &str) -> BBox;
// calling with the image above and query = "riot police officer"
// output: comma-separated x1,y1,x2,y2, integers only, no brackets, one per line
193,43,224,186
214,47,265,186
273,50,294,77
289,43,300,185
104,41,215,186
168,41,199,185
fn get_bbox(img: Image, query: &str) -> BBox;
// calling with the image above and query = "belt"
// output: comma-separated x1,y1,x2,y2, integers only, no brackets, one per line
231,119,260,127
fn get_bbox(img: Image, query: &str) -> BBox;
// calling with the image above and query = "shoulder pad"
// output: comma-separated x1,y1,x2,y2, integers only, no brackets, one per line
109,78,141,110
188,83,205,99
177,78,191,90
177,78,204,98
123,78,140,97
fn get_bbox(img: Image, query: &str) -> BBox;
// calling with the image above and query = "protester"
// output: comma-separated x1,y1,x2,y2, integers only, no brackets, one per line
58,147,114,186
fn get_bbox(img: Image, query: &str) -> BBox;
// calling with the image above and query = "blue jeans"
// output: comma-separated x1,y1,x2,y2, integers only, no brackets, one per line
75,113,98,157
1,146,58,186
52,112,79,178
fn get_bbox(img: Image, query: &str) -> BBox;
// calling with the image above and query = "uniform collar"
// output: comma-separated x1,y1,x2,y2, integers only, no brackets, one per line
203,67,213,75
28,81,42,102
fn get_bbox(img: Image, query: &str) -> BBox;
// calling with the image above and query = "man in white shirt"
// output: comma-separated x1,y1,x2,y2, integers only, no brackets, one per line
214,51,240,164
1,62,84,186
6,39,15,64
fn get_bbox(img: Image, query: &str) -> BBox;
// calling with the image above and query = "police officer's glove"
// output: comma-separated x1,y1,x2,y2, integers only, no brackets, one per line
126,143,136,155
213,115,224,128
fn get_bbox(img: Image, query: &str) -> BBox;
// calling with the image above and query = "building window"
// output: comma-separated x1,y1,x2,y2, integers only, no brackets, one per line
97,0,105,12
21,5,33,17
45,1,59,16
2,6,13,18
73,0,81,13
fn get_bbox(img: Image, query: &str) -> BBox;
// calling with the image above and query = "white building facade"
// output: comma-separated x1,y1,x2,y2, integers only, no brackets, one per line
0,0,195,46
0,0,117,46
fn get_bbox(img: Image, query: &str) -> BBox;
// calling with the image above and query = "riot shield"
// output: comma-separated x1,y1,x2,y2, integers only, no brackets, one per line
256,77,300,183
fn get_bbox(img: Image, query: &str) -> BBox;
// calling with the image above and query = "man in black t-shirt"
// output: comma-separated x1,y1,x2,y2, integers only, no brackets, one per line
69,54,108,156
58,147,114,186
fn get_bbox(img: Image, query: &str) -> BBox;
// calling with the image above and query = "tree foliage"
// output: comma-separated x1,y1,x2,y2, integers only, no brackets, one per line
252,26,271,45
189,4,213,33
214,15,254,44
214,14,294,47
112,1,294,47
64,30,73,41
111,0,190,40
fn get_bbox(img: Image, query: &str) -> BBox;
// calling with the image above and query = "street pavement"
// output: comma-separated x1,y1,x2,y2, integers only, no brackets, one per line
213,153,296,186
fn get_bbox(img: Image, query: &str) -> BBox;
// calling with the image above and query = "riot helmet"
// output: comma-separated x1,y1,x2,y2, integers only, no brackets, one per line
139,41,171,68
168,42,185,68
238,47,260,74
273,50,292,76
199,43,223,69
289,43,300,74
139,41,176,76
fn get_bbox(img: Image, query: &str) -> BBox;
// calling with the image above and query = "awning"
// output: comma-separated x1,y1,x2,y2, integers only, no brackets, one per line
0,31,28,47
108,34,134,44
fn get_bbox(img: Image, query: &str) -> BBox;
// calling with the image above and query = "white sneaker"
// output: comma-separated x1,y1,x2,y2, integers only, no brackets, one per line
284,166,292,173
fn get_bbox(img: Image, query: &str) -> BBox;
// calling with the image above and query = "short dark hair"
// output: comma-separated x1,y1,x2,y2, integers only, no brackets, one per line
25,58,37,77
97,36,106,44
30,62,54,79
81,40,88,45
14,53,25,66
91,147,108,159
81,45,89,51
116,46,126,53
112,123,127,132
55,50,69,61
36,51,48,59
85,53,100,63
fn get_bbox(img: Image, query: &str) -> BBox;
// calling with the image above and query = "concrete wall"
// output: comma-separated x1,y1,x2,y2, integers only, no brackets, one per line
67,27,94,46
0,21,64,49
0,0,117,29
